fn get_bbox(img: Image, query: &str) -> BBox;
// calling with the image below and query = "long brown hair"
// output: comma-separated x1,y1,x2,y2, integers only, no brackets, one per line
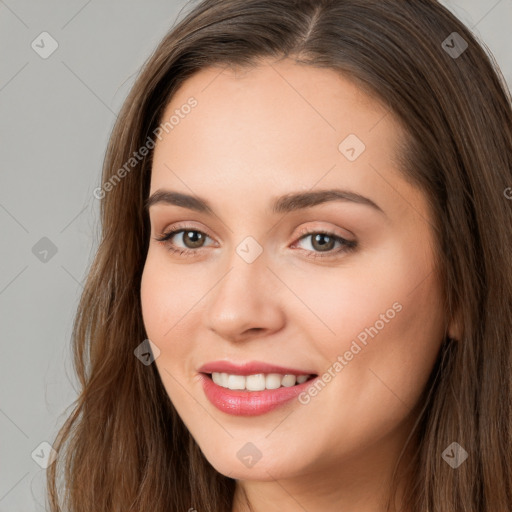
46,1,512,510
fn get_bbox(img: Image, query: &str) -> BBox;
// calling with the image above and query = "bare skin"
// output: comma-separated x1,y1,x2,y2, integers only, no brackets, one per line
140,57,461,512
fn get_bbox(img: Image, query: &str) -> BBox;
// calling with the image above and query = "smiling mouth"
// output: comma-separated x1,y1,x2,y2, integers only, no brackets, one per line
202,372,318,391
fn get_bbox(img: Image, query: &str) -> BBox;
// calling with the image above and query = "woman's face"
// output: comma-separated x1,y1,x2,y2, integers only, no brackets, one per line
141,58,453,485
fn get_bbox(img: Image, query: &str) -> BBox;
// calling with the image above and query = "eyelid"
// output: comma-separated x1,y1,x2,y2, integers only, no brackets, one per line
156,221,216,241
293,224,355,243
155,221,353,243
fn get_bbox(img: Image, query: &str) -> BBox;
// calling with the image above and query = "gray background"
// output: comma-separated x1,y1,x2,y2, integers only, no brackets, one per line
1,1,511,510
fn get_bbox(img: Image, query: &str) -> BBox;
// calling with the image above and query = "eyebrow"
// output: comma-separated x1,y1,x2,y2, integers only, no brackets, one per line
144,188,385,216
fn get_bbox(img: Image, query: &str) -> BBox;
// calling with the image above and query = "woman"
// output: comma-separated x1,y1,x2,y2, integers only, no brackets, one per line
47,1,512,511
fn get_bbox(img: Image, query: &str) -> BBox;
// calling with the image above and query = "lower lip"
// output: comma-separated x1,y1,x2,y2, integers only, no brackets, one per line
199,373,319,416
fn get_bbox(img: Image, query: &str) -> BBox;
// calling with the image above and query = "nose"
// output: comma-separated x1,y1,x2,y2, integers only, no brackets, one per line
204,253,286,343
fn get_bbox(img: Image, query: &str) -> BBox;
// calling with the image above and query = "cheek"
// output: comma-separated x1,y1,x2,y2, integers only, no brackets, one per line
367,269,445,391
287,237,437,347
140,257,168,341
291,236,444,408
140,251,203,342
140,254,196,408
284,260,444,465
140,251,213,398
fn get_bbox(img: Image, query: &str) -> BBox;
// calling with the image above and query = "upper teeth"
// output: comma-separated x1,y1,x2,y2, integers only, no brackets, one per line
211,372,310,391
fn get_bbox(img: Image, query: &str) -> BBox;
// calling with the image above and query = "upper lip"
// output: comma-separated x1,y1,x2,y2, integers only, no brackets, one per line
198,360,317,376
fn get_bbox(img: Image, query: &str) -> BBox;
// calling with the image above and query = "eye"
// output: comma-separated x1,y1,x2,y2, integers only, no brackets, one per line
153,224,357,259
292,228,357,259
154,224,214,256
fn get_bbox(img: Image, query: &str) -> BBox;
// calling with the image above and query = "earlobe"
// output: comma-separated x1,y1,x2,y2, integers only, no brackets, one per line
447,309,463,341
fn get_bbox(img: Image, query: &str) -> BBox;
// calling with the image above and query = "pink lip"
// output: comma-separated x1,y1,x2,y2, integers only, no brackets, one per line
198,373,319,416
198,360,316,376
197,360,319,416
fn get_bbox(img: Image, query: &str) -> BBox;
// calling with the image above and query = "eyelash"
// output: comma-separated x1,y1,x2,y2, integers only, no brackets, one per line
154,224,357,260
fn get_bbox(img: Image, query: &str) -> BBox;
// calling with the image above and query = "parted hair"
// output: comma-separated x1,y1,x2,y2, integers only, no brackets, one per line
47,1,512,511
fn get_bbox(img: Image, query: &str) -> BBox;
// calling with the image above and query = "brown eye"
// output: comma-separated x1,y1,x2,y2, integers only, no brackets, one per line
154,227,213,255
180,230,207,249
309,233,337,252
293,230,357,260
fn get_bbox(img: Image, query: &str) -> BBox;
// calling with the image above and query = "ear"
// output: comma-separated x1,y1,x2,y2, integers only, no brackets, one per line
447,308,463,341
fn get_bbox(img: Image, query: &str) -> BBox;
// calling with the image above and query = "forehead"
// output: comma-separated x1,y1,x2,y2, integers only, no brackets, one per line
158,58,393,154
149,58,415,217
